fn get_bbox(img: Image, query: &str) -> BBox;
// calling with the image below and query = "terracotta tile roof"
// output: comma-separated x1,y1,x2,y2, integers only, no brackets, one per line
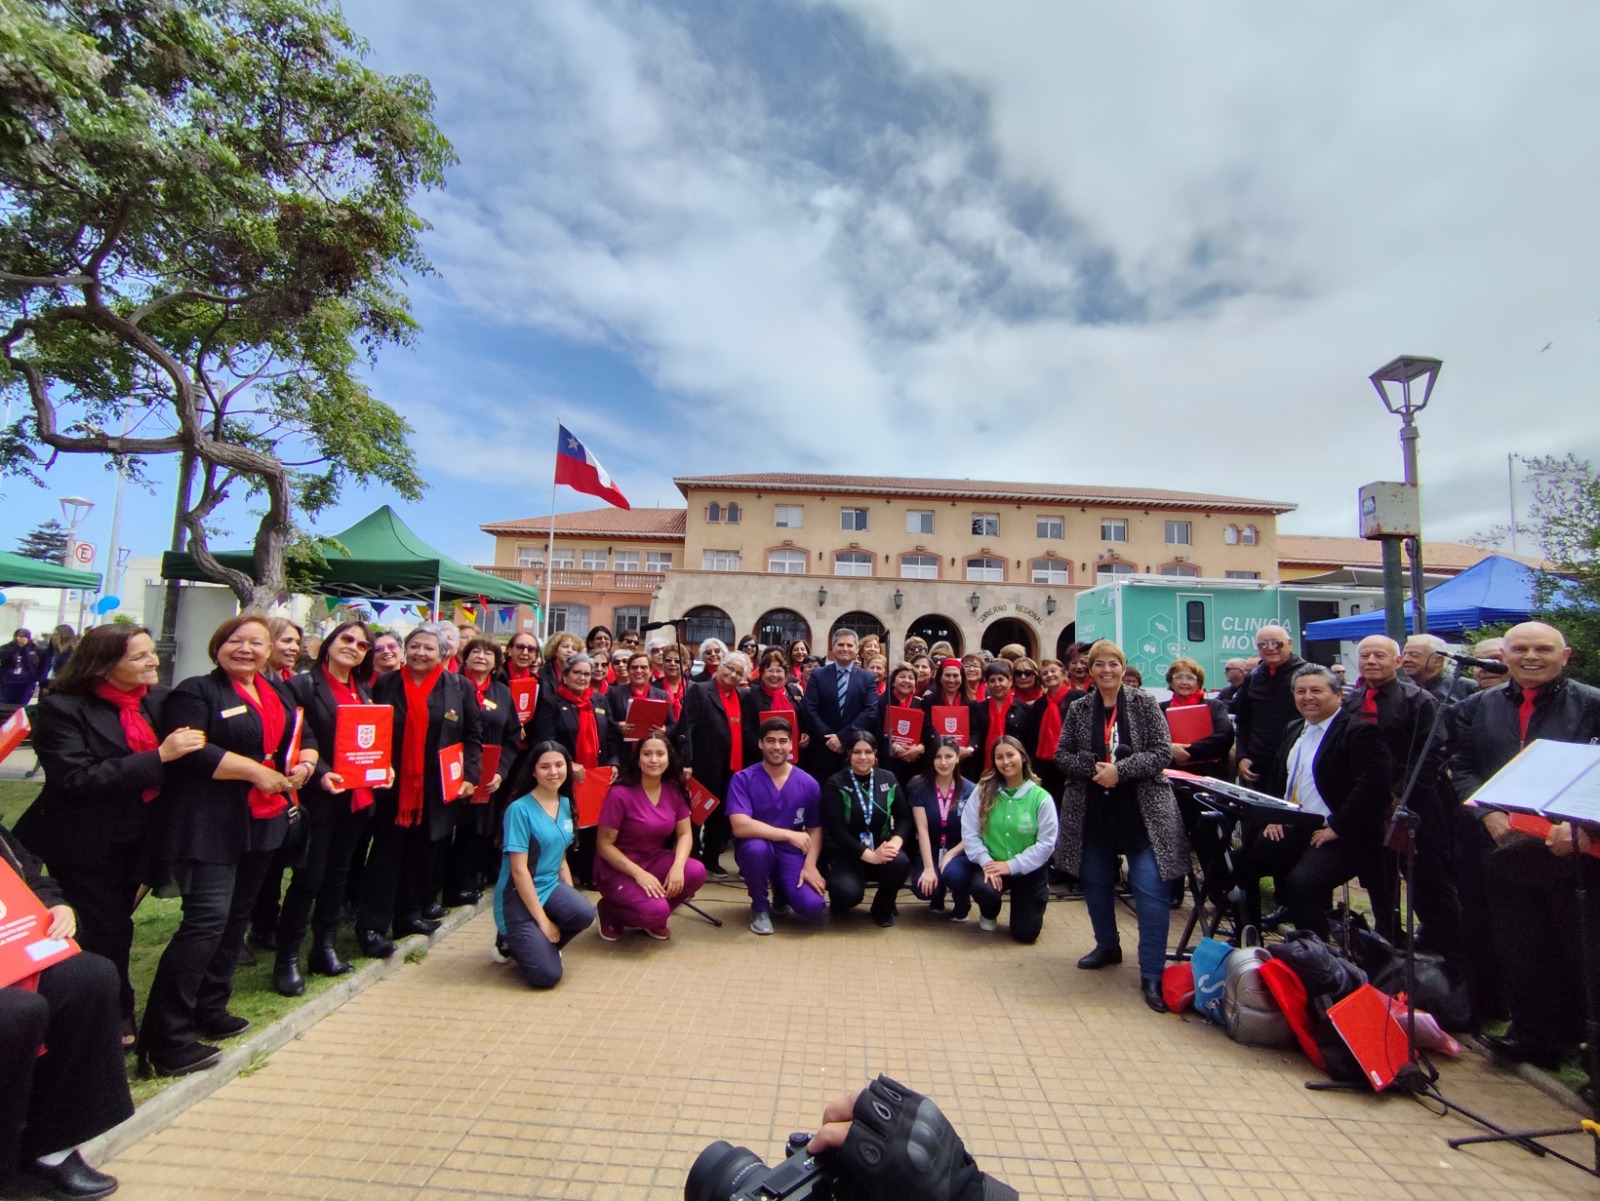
674,472,1296,514
1277,535,1545,573
481,507,687,541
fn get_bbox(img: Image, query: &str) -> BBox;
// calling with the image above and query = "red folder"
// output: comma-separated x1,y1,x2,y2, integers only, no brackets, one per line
574,771,610,828
759,710,800,763
475,745,502,803
285,707,306,806
439,742,465,801
1326,984,1413,1092
0,858,80,989
0,707,29,765
687,777,720,826
333,704,393,785
509,678,538,724
929,705,969,744
1165,705,1214,746
1508,811,1600,859
622,696,670,740
885,706,924,748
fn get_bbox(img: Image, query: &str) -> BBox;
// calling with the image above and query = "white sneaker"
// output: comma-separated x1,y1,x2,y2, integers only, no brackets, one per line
490,936,511,964
978,916,998,932
750,911,775,936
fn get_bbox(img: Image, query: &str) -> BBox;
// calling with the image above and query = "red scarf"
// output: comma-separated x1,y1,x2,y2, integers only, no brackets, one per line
1359,682,1381,723
93,682,161,802
760,683,793,712
630,682,652,700
1014,683,1043,703
985,698,1009,770
321,668,374,812
662,677,686,721
398,666,443,827
231,676,288,819
559,683,600,769
964,682,987,704
506,664,534,681
1518,686,1539,744
1036,684,1070,762
1167,690,1206,708
468,671,493,709
719,685,743,772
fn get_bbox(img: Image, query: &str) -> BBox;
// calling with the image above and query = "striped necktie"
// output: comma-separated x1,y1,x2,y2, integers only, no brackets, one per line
837,664,850,711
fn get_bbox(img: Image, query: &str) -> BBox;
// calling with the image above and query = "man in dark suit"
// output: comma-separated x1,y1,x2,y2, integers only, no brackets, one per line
1234,626,1306,784
799,630,880,784
677,651,752,876
1233,663,1392,938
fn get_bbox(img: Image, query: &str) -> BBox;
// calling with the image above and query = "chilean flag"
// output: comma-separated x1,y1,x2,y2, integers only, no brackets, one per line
554,425,630,510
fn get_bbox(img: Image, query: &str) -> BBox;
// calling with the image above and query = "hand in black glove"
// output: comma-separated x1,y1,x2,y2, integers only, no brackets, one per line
807,1075,1017,1201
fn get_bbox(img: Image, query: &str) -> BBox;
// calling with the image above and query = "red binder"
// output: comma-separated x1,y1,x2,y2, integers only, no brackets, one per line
0,858,81,989
333,704,393,784
1326,984,1413,1091
759,710,799,763
1508,811,1600,859
439,743,465,800
885,706,924,747
509,678,538,724
1164,705,1214,746
687,777,720,826
929,706,969,744
0,707,29,765
622,696,670,740
574,772,610,828
475,745,502,803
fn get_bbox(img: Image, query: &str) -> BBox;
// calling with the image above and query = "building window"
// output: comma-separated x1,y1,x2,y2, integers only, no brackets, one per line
646,551,673,572
1097,561,1133,580
774,504,803,529
1240,524,1259,545
900,554,939,580
613,551,639,572
767,549,807,574
515,546,543,568
549,548,574,570
1031,558,1070,585
581,549,607,571
965,556,1004,583
1165,521,1192,546
841,507,869,532
725,502,741,523
548,603,589,633
684,605,735,647
1036,516,1064,540
1100,519,1128,542
702,549,741,571
1186,600,1207,643
706,502,722,523
1160,563,1199,577
1223,524,1240,545
613,606,648,635
906,510,934,535
835,551,874,577
971,512,999,537
1225,570,1261,580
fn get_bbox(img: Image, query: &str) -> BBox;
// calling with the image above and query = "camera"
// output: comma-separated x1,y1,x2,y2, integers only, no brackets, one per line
686,1131,847,1201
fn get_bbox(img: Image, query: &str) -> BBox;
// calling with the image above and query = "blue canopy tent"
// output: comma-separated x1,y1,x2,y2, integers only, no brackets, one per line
1304,554,1565,641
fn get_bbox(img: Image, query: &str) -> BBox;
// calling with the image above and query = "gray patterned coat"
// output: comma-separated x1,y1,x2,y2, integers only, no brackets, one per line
1053,686,1190,882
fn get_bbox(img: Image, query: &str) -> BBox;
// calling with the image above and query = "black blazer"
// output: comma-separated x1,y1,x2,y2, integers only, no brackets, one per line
14,686,172,866
157,669,312,865
370,669,484,841
467,678,524,784
738,680,804,766
1260,709,1392,847
966,698,1040,780
1158,696,1236,778
531,686,621,774
675,680,741,796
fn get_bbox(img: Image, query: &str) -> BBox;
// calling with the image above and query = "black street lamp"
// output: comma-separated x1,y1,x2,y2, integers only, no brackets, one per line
1370,355,1441,634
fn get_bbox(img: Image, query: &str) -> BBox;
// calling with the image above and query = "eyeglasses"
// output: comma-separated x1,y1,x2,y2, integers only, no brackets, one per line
1169,672,1198,681
339,636,372,651
1257,640,1286,650
663,659,681,667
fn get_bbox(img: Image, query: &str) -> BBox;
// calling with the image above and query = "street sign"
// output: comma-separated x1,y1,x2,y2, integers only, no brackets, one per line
72,540,95,565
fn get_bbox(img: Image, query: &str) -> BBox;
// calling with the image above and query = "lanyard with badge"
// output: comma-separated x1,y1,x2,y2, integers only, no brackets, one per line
849,773,878,849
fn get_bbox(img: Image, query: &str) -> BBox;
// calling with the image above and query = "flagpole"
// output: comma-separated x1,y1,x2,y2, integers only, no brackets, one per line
543,419,559,641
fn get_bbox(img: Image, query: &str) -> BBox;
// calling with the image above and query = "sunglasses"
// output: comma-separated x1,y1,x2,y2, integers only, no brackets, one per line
1257,640,1286,650
338,636,372,651
1015,670,1037,677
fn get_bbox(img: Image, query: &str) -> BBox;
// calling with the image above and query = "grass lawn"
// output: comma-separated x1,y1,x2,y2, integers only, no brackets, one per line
3,779,385,1103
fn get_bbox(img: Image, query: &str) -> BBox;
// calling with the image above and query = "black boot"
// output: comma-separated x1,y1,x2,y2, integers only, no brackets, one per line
308,932,353,977
356,928,397,958
273,950,305,997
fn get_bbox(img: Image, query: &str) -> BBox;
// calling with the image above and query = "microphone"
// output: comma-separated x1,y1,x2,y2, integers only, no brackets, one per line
1445,651,1508,675
640,617,689,633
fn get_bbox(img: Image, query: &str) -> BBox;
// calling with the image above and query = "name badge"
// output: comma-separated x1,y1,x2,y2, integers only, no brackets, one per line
221,705,248,718
444,709,459,722
483,700,497,711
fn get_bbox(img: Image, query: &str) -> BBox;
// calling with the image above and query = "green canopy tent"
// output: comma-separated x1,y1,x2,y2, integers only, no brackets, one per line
160,505,538,616
0,550,103,591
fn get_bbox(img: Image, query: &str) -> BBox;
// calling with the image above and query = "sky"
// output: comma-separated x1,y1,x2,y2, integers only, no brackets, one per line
7,0,1598,583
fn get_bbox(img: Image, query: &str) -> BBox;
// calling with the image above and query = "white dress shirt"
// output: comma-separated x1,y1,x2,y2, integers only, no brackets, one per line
1285,710,1340,821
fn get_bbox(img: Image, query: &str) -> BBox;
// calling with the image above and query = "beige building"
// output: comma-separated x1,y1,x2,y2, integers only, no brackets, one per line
480,473,1294,660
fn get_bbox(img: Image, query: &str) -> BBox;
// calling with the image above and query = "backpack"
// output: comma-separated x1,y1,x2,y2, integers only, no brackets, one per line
1223,928,1296,1048
1190,937,1234,1025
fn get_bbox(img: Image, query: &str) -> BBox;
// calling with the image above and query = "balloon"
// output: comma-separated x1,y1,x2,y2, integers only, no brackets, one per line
0,591,7,606
95,595,121,615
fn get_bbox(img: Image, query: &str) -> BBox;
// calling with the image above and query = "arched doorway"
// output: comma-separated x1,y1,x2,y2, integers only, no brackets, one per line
755,608,810,650
831,611,886,656
1054,624,1078,660
684,605,735,652
906,613,963,656
981,617,1036,658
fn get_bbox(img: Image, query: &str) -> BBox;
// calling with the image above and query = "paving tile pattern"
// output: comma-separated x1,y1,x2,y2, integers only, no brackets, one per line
108,881,1597,1200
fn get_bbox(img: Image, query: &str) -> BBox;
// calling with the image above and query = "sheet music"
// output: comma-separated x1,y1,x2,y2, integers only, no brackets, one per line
1467,739,1600,824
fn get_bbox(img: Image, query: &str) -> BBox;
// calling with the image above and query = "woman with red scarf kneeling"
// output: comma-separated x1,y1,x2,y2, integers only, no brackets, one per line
355,625,482,959
138,615,317,1076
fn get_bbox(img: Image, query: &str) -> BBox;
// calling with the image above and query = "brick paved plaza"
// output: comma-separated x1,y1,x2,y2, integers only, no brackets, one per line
105,880,1593,1201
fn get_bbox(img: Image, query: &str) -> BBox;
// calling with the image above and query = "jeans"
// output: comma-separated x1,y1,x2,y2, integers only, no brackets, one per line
502,883,596,989
1078,839,1170,980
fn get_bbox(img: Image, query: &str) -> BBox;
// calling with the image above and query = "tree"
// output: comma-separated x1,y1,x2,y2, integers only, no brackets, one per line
0,0,454,606
1474,453,1600,683
14,517,67,562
